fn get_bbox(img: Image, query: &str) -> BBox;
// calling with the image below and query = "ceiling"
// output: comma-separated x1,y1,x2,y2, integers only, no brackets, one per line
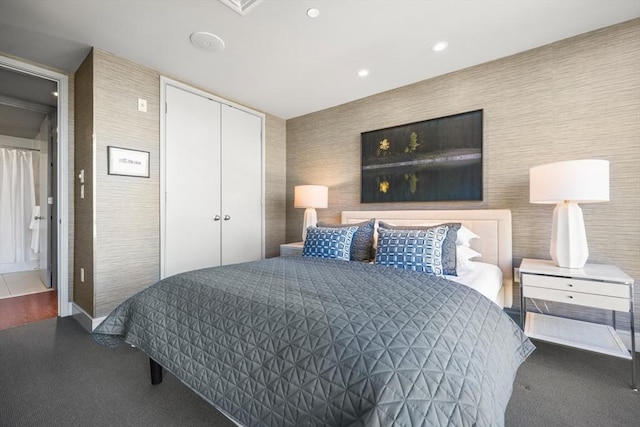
0,0,638,120
0,68,58,139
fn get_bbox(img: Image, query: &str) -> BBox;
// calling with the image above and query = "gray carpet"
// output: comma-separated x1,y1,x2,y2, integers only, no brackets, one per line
0,317,234,427
507,337,639,427
0,317,638,426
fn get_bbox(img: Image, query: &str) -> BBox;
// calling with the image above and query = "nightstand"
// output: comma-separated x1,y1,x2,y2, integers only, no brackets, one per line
280,242,304,256
519,258,636,390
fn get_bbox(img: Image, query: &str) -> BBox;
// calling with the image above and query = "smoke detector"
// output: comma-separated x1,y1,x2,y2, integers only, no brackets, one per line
219,0,262,15
190,32,225,52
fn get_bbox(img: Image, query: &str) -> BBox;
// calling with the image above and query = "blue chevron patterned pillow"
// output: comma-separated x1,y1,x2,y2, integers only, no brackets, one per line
316,219,375,261
375,226,448,276
302,226,358,261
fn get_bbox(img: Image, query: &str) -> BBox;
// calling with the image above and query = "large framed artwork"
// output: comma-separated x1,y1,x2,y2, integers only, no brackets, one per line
361,109,483,203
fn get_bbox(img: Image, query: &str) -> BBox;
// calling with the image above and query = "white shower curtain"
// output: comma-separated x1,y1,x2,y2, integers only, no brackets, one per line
0,148,38,264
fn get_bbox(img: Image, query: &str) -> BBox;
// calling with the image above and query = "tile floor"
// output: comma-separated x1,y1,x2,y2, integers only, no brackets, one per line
0,270,51,300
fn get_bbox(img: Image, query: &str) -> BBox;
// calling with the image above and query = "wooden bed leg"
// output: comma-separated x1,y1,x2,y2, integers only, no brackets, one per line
150,358,163,385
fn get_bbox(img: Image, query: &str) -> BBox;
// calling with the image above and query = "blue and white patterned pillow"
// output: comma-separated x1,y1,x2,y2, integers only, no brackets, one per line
316,219,375,261
302,226,358,260
378,221,460,275
375,226,448,275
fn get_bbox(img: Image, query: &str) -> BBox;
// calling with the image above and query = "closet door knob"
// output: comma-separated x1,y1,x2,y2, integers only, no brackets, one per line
224,215,231,221
213,215,221,221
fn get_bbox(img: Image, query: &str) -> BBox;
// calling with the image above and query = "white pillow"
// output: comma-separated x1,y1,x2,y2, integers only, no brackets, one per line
456,226,480,247
457,245,482,271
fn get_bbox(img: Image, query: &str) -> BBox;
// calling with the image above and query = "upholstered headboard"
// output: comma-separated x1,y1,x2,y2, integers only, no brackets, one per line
341,210,513,308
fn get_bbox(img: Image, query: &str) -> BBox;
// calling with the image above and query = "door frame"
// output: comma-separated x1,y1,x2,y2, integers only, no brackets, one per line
159,76,266,279
0,54,71,317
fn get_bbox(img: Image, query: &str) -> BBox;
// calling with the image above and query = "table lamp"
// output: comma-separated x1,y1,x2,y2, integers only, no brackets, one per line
294,185,328,241
530,159,609,268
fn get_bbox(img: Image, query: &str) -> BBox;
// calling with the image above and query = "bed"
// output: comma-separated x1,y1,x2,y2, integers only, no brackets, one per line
340,209,514,309
93,209,533,427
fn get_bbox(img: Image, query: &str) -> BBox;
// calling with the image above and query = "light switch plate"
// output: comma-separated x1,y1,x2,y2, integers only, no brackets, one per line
137,98,147,112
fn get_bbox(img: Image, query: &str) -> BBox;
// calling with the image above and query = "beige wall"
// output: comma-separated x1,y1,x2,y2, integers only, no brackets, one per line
73,51,93,313
265,113,287,258
74,49,287,317
92,49,161,317
286,20,640,329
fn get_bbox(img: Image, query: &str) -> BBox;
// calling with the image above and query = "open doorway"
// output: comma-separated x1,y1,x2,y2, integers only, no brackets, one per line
0,56,70,327
0,67,57,328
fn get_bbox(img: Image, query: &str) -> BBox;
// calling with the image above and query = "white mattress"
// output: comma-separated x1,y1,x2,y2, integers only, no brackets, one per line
446,261,503,303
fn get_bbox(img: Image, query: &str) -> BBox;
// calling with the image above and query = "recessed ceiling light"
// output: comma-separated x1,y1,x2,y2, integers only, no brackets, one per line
358,69,370,78
432,41,448,52
307,8,320,18
190,32,225,52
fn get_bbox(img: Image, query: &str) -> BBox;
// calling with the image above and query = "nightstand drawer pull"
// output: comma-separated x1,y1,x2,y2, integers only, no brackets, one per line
522,274,629,298
523,286,629,311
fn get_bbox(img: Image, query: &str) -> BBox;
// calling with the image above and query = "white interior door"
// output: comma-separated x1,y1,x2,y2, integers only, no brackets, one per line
39,111,57,289
38,136,49,287
220,105,263,265
164,85,221,277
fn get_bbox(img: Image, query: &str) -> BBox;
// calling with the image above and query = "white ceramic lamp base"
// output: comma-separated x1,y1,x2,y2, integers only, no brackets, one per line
301,208,318,241
550,202,589,268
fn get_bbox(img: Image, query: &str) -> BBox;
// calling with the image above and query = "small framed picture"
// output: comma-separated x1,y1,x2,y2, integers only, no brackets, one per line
107,146,150,178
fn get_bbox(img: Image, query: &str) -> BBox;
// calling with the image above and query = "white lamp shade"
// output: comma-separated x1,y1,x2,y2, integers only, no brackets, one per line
529,159,609,268
294,185,328,241
294,185,328,209
530,159,609,203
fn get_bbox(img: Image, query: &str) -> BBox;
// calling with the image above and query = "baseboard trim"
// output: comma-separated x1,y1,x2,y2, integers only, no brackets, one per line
71,302,105,332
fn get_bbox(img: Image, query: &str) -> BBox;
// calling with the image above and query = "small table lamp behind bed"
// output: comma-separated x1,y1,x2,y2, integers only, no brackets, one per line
294,185,328,241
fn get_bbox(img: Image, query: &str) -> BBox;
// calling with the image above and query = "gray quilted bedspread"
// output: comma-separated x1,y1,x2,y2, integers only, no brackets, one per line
93,256,533,427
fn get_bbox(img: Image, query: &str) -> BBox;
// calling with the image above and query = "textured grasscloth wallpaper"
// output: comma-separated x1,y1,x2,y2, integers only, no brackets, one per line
93,49,161,317
73,52,93,314
286,20,640,330
66,74,75,304
265,113,287,258
73,49,286,317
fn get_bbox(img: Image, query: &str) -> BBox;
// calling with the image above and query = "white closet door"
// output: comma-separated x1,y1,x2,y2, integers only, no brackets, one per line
165,85,222,277
220,105,263,265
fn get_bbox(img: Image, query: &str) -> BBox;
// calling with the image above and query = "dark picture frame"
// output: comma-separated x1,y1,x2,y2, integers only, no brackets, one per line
107,146,150,178
361,109,483,203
